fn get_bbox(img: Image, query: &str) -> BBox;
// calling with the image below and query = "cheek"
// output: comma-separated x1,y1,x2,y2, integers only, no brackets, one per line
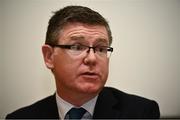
53,55,81,79
102,59,109,70
99,60,109,79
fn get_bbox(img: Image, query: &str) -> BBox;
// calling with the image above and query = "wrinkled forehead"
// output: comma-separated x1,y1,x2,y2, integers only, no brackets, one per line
58,22,109,44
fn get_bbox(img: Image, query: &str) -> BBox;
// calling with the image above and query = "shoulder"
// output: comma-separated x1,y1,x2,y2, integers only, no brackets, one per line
98,87,160,118
6,94,59,119
101,87,157,105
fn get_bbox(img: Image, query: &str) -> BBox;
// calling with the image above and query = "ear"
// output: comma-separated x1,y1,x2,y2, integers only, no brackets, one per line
42,44,54,69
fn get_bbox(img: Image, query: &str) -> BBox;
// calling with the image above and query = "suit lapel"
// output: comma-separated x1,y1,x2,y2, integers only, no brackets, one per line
40,94,59,119
93,87,121,119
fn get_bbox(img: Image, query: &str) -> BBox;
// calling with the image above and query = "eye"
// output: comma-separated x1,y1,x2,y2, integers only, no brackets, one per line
70,44,86,51
96,46,107,53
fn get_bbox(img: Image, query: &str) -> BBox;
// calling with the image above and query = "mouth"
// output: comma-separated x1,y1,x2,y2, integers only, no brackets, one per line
80,72,100,80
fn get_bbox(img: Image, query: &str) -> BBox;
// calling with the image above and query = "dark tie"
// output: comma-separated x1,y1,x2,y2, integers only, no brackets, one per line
66,107,87,119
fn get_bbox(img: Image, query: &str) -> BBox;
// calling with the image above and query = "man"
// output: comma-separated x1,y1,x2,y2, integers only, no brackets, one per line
6,5,160,119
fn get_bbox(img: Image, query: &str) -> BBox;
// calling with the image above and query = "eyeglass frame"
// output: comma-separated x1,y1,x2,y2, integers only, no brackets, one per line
48,44,113,58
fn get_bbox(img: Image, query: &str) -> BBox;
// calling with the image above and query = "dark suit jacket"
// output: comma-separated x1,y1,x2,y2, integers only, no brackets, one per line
6,87,160,119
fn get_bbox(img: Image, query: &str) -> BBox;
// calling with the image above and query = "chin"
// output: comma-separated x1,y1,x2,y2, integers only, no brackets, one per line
79,84,103,95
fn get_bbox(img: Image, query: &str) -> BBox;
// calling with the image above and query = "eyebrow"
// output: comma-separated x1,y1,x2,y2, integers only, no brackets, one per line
69,36,109,45
96,38,109,45
70,36,85,41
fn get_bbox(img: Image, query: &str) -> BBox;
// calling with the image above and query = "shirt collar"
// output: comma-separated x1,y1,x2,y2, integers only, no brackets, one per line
56,92,98,119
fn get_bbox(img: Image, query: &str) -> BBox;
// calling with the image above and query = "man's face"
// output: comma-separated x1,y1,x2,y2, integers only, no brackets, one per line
46,23,110,96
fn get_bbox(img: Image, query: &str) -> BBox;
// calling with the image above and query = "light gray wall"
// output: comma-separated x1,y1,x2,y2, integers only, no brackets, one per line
1,0,180,118
0,0,3,117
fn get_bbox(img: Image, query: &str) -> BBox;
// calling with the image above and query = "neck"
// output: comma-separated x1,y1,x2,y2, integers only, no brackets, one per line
56,88,98,107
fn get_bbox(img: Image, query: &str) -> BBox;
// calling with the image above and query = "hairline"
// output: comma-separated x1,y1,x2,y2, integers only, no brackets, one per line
53,22,112,46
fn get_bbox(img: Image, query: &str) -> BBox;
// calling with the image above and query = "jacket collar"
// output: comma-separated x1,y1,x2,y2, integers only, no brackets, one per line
93,87,121,119
43,94,59,119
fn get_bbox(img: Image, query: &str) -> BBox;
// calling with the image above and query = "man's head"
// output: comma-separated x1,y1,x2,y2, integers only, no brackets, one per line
45,5,112,46
42,5,113,105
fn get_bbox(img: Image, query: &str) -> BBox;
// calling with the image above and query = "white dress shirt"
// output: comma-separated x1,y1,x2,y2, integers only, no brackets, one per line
56,92,98,119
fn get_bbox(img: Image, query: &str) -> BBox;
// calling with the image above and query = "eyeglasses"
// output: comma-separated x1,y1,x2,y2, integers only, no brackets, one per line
49,44,113,58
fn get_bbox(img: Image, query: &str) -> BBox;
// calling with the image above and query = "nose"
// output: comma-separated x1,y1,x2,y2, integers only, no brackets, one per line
83,48,97,66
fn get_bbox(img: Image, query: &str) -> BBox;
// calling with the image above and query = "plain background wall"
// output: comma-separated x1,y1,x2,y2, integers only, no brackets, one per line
0,0,180,118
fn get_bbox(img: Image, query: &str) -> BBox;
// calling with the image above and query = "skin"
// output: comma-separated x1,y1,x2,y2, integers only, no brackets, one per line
42,22,110,106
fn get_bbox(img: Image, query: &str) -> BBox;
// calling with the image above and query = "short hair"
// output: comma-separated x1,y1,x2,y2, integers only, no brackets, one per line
45,5,112,45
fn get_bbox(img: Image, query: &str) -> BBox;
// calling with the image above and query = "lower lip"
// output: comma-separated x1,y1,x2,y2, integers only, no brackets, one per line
81,74,99,80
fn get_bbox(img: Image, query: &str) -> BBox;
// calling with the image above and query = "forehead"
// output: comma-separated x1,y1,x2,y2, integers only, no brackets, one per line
58,22,109,44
